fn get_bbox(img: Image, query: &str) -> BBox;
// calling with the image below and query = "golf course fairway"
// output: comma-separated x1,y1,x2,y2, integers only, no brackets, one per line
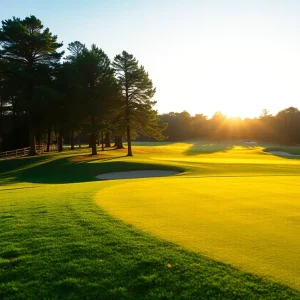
95,143,300,290
96,176,300,289
2,141,300,298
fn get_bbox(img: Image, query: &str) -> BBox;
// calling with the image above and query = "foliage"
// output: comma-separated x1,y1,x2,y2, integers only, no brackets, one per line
0,15,63,154
113,51,165,155
160,107,300,144
75,45,119,154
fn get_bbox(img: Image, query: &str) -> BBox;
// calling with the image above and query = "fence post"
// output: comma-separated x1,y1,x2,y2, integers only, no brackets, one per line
0,146,31,160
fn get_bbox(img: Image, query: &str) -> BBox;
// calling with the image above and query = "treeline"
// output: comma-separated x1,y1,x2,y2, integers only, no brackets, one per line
160,108,300,144
0,16,165,155
1,17,299,155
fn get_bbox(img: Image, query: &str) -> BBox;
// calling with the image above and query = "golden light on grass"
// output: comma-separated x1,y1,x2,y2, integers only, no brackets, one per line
95,146,300,289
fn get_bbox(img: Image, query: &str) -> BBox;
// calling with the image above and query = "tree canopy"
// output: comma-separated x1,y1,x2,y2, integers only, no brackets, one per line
0,15,64,155
113,51,165,156
0,16,165,155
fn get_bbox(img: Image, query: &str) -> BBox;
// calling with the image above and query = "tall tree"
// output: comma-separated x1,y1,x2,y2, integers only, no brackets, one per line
75,45,118,155
52,41,86,152
0,16,63,155
0,69,28,150
112,51,157,156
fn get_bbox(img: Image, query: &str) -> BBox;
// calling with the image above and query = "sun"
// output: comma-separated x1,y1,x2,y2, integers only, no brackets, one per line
220,105,261,120
225,110,249,119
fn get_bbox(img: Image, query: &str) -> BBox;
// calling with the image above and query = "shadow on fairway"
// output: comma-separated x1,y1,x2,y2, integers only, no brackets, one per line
264,153,300,160
131,141,176,146
185,141,261,155
1,154,183,184
263,147,300,159
0,155,50,174
185,141,234,155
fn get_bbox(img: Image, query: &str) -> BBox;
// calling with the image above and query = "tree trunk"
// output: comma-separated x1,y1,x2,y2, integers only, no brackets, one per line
88,135,93,148
118,136,124,149
27,84,37,156
28,123,37,156
101,131,104,151
119,136,124,149
125,88,132,155
116,136,124,149
58,132,63,152
0,97,3,152
78,134,81,148
91,114,97,155
126,125,133,156
0,131,2,153
105,131,111,147
70,128,75,150
91,131,97,155
46,125,51,152
36,134,41,147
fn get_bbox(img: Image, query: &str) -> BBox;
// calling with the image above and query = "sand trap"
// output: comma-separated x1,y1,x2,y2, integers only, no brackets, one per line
96,170,179,180
269,151,300,157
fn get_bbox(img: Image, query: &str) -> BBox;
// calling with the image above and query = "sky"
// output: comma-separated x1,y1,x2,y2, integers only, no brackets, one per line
1,0,300,118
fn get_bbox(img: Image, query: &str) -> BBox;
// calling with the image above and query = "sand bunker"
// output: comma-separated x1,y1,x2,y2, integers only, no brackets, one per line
269,151,300,157
96,170,179,180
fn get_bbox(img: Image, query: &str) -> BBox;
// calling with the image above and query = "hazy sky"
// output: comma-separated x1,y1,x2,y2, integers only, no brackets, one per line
1,0,300,118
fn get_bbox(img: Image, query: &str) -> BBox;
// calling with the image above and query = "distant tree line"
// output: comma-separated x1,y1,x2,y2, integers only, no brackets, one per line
0,16,165,155
159,108,300,144
1,16,299,155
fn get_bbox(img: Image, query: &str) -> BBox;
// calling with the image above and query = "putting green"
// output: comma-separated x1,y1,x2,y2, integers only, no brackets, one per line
96,146,300,289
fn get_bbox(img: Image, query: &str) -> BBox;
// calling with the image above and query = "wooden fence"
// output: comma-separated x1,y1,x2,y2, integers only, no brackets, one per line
0,144,56,160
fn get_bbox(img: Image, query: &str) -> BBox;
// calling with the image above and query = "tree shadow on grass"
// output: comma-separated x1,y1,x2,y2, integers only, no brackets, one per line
2,155,183,185
0,155,50,174
263,152,300,160
184,140,261,155
184,141,234,155
262,147,300,159
131,141,177,147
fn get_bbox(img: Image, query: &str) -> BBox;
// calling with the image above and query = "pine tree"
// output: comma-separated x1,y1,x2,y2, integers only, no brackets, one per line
0,16,63,155
113,51,164,156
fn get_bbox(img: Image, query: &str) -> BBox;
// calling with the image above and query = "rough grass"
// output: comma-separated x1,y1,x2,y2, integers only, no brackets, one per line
1,142,300,299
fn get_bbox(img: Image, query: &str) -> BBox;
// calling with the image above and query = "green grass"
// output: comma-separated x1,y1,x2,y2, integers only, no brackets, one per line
1,142,300,299
263,145,300,155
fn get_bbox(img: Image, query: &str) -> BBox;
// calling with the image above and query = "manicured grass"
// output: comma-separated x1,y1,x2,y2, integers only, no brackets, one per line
263,146,300,155
97,176,300,289
1,142,300,299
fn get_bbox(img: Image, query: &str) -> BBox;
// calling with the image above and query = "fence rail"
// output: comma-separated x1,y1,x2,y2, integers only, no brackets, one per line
0,144,55,160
